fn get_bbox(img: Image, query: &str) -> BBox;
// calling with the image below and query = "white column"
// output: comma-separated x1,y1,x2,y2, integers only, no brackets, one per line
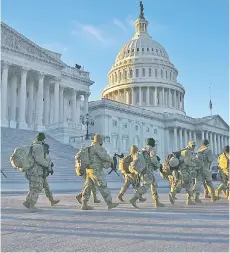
205,131,209,140
201,131,204,141
44,83,50,126
36,73,45,129
59,86,64,123
173,90,176,108
179,128,183,149
155,87,158,106
147,86,150,105
184,129,188,146
131,88,135,105
213,133,217,155
72,89,77,124
193,131,197,143
210,132,213,153
10,75,17,128
139,87,142,105
168,89,172,107
19,67,28,129
162,88,165,106
217,134,220,154
76,92,81,126
165,128,170,155
174,127,178,150
84,92,89,116
27,79,34,128
189,130,192,141
54,78,60,124
1,61,10,126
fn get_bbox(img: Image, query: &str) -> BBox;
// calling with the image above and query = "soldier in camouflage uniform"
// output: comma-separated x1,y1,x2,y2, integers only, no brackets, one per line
215,145,229,199
23,133,51,211
129,138,164,208
196,139,220,202
81,134,119,210
117,145,146,202
42,143,60,206
169,141,197,205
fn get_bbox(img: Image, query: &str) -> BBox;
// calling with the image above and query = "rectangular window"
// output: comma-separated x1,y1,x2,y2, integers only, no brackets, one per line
136,69,139,77
155,69,157,77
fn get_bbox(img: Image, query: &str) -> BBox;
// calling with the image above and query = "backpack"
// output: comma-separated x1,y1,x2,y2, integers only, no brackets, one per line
119,154,132,174
10,145,34,171
130,151,147,174
75,146,91,176
218,153,229,171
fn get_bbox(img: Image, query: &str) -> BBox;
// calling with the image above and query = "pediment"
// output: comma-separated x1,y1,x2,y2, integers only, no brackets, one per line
1,22,64,67
206,116,229,130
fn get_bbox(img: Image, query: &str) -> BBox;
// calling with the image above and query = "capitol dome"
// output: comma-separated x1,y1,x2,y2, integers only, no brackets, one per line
102,2,186,115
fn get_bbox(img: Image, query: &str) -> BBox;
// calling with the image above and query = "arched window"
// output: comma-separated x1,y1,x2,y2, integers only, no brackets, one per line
161,69,163,78
142,68,145,77
149,68,151,77
155,69,157,77
166,70,168,79
130,69,133,78
115,72,117,82
169,72,172,80
136,69,139,77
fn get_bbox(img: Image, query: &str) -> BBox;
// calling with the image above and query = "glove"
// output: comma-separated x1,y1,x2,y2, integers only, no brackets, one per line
156,156,161,162
159,164,163,174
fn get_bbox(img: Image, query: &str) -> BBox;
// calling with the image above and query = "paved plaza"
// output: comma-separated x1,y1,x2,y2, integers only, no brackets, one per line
1,189,229,252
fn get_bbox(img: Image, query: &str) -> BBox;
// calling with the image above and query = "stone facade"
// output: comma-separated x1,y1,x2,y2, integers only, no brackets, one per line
1,22,94,143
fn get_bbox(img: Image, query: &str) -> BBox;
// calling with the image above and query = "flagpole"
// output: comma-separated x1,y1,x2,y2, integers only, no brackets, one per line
209,86,212,116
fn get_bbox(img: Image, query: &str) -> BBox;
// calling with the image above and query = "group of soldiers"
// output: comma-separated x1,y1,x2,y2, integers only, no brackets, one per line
21,132,229,212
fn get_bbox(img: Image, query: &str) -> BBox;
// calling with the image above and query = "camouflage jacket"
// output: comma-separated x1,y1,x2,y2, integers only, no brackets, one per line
26,141,50,177
88,143,112,171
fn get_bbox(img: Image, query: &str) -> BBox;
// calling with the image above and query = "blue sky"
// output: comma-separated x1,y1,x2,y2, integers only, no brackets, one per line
2,0,229,123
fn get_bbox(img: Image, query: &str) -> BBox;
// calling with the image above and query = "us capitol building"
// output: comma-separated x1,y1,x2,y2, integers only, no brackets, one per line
1,3,229,159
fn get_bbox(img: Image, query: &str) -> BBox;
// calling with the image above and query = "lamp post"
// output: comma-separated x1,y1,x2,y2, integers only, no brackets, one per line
82,113,94,140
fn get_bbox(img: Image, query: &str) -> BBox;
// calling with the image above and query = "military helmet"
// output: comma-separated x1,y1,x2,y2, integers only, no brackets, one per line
169,157,179,168
93,134,103,144
224,145,229,153
130,145,138,154
36,132,46,142
203,139,209,146
188,141,196,148
146,138,155,147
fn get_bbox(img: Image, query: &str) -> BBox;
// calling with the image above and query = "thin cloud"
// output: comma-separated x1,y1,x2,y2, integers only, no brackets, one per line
41,43,68,54
72,22,107,44
113,19,127,31
125,16,135,27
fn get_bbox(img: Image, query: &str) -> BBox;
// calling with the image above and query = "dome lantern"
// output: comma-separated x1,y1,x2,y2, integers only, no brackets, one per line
133,1,150,39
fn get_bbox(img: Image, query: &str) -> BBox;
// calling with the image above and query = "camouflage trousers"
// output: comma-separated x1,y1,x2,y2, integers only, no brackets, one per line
78,173,97,199
134,172,159,201
193,166,215,196
119,173,139,196
216,172,229,193
25,175,53,207
171,168,192,196
82,168,112,204
169,170,180,192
